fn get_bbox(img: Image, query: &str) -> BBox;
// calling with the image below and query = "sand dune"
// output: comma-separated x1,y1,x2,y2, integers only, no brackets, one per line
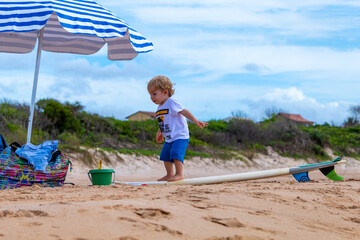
0,150,359,240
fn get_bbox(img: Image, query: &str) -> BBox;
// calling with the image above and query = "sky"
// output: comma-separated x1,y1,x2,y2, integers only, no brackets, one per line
1,0,360,125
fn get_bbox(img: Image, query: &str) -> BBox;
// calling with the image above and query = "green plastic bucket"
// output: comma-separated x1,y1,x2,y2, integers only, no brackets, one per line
88,169,115,185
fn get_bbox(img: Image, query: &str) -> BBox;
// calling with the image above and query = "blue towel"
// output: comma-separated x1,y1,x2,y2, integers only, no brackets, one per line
15,140,58,171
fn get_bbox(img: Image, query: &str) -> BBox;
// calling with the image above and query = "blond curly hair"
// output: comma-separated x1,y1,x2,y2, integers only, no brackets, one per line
147,75,175,97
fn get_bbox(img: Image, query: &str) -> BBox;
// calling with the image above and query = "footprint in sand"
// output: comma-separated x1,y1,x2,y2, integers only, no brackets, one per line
145,222,182,236
25,221,43,227
252,227,280,235
248,210,271,216
134,208,170,219
191,203,218,210
187,195,209,203
103,204,130,211
116,217,182,237
117,217,137,223
204,235,250,240
29,210,49,217
115,237,138,240
205,217,245,228
348,217,360,224
0,210,15,217
0,209,49,218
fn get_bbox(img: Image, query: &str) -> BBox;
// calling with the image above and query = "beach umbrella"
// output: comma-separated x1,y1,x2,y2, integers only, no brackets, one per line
0,0,153,143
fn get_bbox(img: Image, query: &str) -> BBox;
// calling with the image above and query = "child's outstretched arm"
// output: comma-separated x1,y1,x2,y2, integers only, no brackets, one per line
179,109,208,128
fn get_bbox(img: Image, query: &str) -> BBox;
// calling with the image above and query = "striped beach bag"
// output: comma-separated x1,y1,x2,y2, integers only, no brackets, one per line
0,142,72,190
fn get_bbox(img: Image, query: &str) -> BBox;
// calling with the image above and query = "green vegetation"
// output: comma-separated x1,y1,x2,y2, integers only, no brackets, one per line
301,124,360,158
1,99,359,162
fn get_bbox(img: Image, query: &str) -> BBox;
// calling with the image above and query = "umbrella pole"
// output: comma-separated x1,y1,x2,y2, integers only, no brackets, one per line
27,28,44,143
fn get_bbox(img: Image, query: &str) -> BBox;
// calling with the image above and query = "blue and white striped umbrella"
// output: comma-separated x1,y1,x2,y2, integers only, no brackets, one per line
0,0,154,143
0,0,153,59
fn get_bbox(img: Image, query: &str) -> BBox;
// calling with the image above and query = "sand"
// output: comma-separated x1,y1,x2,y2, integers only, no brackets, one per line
0,149,359,240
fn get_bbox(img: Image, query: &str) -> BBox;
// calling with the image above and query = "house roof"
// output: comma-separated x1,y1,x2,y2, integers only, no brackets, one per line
278,113,314,123
126,111,156,119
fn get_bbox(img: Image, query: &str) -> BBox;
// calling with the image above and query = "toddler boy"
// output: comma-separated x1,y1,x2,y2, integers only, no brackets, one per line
147,75,208,181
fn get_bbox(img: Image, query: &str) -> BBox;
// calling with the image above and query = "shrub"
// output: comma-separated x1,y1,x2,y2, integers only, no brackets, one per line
308,130,330,146
189,138,208,146
36,99,81,134
227,119,262,144
58,132,80,148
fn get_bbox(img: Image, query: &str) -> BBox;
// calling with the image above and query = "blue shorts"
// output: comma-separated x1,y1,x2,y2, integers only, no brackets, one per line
160,139,189,163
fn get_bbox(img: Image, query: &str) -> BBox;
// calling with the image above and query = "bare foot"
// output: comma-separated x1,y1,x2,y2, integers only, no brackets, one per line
167,174,184,182
157,175,173,181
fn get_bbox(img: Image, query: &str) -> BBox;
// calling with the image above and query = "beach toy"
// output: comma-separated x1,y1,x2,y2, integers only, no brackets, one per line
88,169,115,186
98,160,103,169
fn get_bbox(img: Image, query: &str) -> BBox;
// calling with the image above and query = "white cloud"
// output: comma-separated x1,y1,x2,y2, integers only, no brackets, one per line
245,87,352,124
261,87,311,102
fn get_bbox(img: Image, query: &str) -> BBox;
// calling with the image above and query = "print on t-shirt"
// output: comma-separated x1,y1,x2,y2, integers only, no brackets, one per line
155,98,189,143
156,109,171,139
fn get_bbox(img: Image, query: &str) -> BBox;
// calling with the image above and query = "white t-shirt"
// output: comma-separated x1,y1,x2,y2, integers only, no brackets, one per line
156,97,189,143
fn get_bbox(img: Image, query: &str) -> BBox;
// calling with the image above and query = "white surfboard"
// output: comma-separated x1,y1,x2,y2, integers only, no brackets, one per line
114,157,346,186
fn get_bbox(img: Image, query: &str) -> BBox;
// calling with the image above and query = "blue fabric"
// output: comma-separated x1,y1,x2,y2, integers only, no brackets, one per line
160,139,189,163
0,135,7,151
15,140,58,171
